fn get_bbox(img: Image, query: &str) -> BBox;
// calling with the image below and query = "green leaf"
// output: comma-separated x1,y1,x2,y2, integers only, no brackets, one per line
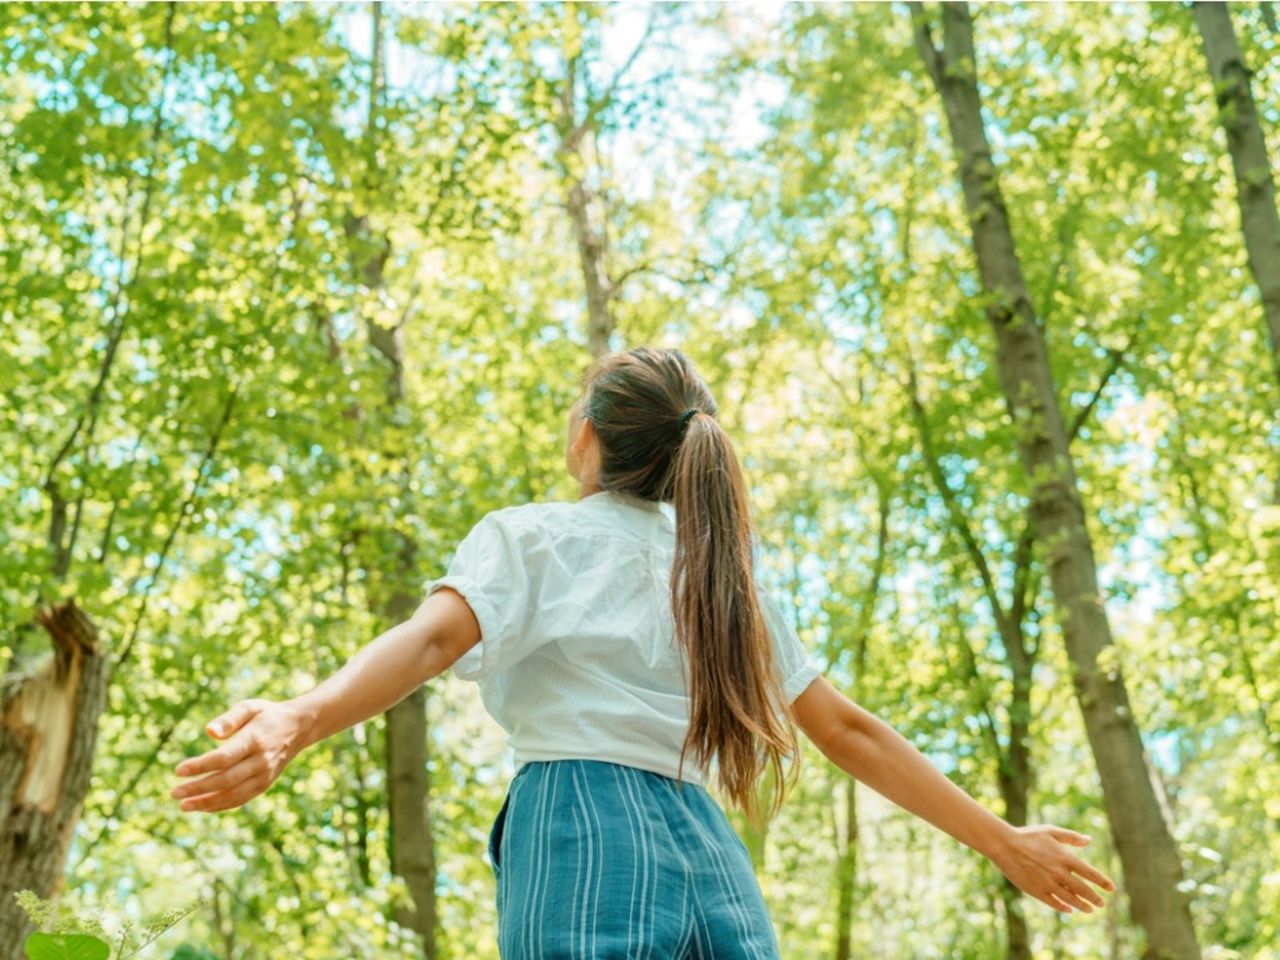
169,946,220,960
23,933,111,960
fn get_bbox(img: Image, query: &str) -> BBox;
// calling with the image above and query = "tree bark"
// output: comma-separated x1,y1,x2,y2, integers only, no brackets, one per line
1192,1,1280,391
377,533,437,956
554,13,631,360
558,94,615,356
908,5,1202,958
0,602,110,959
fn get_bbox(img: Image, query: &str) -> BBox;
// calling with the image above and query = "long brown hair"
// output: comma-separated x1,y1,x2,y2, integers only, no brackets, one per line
579,346,801,824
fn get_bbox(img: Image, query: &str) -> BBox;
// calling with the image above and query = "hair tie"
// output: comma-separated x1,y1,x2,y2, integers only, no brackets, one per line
678,408,699,432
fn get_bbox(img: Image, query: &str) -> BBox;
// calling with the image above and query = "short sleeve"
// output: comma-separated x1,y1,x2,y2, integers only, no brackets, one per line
423,511,544,683
758,589,823,704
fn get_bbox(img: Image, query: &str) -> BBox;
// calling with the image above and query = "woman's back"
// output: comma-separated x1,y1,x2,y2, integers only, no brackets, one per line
427,488,822,786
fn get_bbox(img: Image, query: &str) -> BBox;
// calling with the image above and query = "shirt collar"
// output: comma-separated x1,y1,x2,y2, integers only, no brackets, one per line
582,488,667,514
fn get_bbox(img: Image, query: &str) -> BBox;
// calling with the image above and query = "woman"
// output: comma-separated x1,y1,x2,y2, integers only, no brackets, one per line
173,346,1115,957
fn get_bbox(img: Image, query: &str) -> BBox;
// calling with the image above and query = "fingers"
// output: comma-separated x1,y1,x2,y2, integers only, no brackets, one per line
1064,855,1116,896
178,770,270,813
1068,855,1117,893
1056,872,1104,912
205,699,263,740
174,727,256,778
1049,826,1091,847
1041,891,1071,913
172,752,263,804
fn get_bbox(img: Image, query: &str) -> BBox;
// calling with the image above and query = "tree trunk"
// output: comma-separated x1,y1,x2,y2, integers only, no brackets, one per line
908,5,1202,958
370,453,435,954
1192,1,1280,390
833,777,858,960
556,38,616,359
0,602,110,958
832,484,888,960
349,5,436,955
566,171,614,359
386,685,436,954
997,663,1033,960
352,224,438,960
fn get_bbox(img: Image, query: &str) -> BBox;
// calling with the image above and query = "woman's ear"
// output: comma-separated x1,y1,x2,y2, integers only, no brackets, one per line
571,411,594,455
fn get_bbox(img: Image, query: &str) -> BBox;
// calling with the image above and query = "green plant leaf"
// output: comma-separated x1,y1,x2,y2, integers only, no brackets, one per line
23,934,111,960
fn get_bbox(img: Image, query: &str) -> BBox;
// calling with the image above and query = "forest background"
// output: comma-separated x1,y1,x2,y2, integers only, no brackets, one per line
1,2,1278,959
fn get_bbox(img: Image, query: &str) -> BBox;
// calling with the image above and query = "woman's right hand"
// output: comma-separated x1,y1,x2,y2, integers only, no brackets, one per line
991,823,1117,914
171,698,314,813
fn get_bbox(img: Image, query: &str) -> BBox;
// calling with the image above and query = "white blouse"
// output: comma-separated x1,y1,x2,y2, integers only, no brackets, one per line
423,488,824,786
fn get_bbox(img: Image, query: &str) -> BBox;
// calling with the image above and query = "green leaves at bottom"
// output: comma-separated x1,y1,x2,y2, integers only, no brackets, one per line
23,933,111,960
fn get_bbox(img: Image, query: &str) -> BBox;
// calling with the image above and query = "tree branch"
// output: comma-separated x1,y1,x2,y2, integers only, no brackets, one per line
1066,333,1134,443
907,2,944,89
906,365,1010,631
114,384,238,670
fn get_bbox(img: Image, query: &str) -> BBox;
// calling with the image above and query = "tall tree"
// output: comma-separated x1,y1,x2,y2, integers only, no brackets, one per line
551,6,642,357
907,4,1202,958
1191,1,1280,393
347,6,438,956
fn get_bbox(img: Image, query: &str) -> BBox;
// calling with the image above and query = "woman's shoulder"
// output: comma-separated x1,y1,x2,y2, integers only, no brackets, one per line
480,495,665,549
478,498,580,538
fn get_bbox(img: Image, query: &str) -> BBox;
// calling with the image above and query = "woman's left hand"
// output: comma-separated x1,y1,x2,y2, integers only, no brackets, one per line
990,824,1117,915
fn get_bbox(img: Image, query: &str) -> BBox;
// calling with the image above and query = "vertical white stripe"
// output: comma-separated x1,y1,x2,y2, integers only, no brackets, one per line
579,763,605,957
674,851,695,959
691,891,711,960
632,773,655,957
609,764,643,958
534,762,563,960
524,764,549,959
570,785,586,956
619,765,655,959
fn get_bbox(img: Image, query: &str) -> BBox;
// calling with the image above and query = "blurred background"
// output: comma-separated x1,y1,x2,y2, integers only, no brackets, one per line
1,2,1277,958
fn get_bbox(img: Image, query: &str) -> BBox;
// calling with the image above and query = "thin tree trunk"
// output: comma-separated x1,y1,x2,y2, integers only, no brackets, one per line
551,8,658,360
0,602,110,958
1192,1,1280,391
909,5,1201,958
350,5,436,955
833,777,858,960
832,483,889,960
996,664,1033,960
557,59,615,359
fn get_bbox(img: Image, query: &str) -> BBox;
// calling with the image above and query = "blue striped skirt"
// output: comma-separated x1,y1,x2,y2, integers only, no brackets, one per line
488,758,782,959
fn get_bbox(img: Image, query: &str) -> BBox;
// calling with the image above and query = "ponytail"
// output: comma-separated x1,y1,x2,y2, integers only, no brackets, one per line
670,411,800,824
580,346,802,824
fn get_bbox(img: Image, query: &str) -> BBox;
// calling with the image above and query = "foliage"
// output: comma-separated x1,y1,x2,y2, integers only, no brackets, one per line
15,890,199,959
2,2,1278,957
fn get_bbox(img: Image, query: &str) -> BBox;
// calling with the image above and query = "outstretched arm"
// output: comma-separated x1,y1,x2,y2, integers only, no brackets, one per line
172,587,480,813
792,676,1116,915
